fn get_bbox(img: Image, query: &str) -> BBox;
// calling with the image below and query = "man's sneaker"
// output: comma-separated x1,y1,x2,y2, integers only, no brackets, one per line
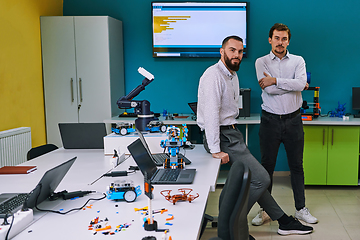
295,207,318,224
278,216,313,235
251,209,270,226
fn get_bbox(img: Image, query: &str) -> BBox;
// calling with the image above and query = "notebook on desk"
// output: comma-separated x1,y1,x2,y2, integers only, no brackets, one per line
0,166,37,174
59,123,107,149
0,157,76,218
135,129,191,166
127,138,196,184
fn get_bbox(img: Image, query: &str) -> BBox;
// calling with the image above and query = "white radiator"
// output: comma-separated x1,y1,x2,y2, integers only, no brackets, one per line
0,127,32,167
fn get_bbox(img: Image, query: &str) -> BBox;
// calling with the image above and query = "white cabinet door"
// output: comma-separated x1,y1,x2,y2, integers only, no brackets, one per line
41,17,79,146
74,17,112,123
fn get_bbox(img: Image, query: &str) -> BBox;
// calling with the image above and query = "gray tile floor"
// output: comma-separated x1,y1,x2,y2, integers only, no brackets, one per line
202,174,360,240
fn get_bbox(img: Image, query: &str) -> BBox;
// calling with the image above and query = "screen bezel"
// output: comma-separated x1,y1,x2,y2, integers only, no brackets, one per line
151,1,248,58
352,87,360,110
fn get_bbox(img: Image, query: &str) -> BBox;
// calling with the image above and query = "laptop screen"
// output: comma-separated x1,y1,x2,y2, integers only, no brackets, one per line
188,102,197,115
127,138,158,179
25,157,77,209
135,129,154,155
58,123,107,149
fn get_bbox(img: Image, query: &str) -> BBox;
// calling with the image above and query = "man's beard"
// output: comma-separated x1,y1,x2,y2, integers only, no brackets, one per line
224,52,241,71
274,45,285,55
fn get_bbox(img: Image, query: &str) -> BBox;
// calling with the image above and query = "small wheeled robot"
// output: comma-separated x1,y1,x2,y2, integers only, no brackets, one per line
112,122,136,136
106,179,141,202
146,120,167,133
160,124,188,169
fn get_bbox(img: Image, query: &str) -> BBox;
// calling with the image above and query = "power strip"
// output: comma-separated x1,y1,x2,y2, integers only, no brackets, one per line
0,209,33,240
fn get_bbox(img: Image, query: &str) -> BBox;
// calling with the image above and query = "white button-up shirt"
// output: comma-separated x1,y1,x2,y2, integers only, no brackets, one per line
255,51,307,115
197,60,239,153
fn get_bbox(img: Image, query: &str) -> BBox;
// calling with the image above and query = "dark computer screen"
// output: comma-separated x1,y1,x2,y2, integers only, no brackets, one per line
24,157,76,209
352,87,360,110
127,138,158,178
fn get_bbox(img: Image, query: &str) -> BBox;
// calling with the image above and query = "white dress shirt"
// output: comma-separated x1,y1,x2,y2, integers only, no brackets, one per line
255,51,307,115
197,60,239,153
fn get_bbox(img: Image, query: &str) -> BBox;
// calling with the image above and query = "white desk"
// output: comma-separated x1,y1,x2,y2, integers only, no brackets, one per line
1,146,220,240
302,115,360,125
104,113,261,126
104,114,261,145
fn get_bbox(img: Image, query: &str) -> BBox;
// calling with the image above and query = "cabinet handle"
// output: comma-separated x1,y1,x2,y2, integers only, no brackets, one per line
323,129,325,145
331,128,334,145
79,78,83,102
70,78,75,102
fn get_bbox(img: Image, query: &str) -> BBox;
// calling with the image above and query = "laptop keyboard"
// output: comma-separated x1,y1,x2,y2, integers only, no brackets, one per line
152,154,166,165
152,153,191,166
0,193,28,216
159,169,181,182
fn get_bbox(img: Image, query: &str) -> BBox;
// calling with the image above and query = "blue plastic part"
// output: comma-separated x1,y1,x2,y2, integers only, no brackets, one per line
111,127,120,134
135,185,142,196
329,102,346,118
127,128,136,134
306,72,311,84
145,126,160,132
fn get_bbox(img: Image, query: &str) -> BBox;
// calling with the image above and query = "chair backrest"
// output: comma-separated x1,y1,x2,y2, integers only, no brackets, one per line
217,160,251,240
27,144,58,160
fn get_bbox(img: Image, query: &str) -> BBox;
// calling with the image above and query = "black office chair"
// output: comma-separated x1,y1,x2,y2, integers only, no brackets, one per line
203,160,251,240
27,143,58,160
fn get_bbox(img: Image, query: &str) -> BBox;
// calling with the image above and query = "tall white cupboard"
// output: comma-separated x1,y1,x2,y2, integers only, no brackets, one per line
40,16,124,147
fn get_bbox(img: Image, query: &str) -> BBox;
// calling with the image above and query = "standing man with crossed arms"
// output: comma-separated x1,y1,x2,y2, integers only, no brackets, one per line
252,23,318,226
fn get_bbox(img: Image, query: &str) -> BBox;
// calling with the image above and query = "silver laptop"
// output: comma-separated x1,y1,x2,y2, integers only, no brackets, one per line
127,138,196,184
59,123,107,149
0,157,76,218
135,129,191,166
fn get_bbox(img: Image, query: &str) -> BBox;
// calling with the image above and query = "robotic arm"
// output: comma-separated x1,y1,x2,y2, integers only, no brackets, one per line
117,67,157,131
117,67,155,115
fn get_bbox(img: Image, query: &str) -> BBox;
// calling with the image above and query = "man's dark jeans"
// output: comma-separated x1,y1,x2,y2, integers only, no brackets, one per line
259,110,305,210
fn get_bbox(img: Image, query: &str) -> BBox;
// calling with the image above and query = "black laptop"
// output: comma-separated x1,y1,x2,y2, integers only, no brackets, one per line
135,129,191,166
127,138,196,184
59,123,107,149
188,102,198,116
0,157,76,218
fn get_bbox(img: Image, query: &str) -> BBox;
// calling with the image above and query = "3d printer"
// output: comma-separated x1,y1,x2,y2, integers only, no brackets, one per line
301,73,321,121
116,67,157,131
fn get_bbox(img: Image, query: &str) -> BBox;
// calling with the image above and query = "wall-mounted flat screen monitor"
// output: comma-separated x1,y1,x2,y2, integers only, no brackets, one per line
352,87,360,110
152,2,248,58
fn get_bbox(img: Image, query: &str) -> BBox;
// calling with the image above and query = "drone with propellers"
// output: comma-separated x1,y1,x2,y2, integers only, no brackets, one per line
160,188,199,205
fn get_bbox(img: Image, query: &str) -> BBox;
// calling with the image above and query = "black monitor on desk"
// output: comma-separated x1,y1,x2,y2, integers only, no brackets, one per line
352,87,360,118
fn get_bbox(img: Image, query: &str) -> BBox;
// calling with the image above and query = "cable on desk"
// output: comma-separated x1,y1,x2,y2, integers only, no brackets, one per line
102,169,137,177
90,155,133,185
2,212,14,240
34,185,106,215
129,165,139,171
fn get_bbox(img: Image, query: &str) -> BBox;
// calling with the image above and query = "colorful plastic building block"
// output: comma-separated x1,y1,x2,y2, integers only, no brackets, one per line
160,124,188,169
